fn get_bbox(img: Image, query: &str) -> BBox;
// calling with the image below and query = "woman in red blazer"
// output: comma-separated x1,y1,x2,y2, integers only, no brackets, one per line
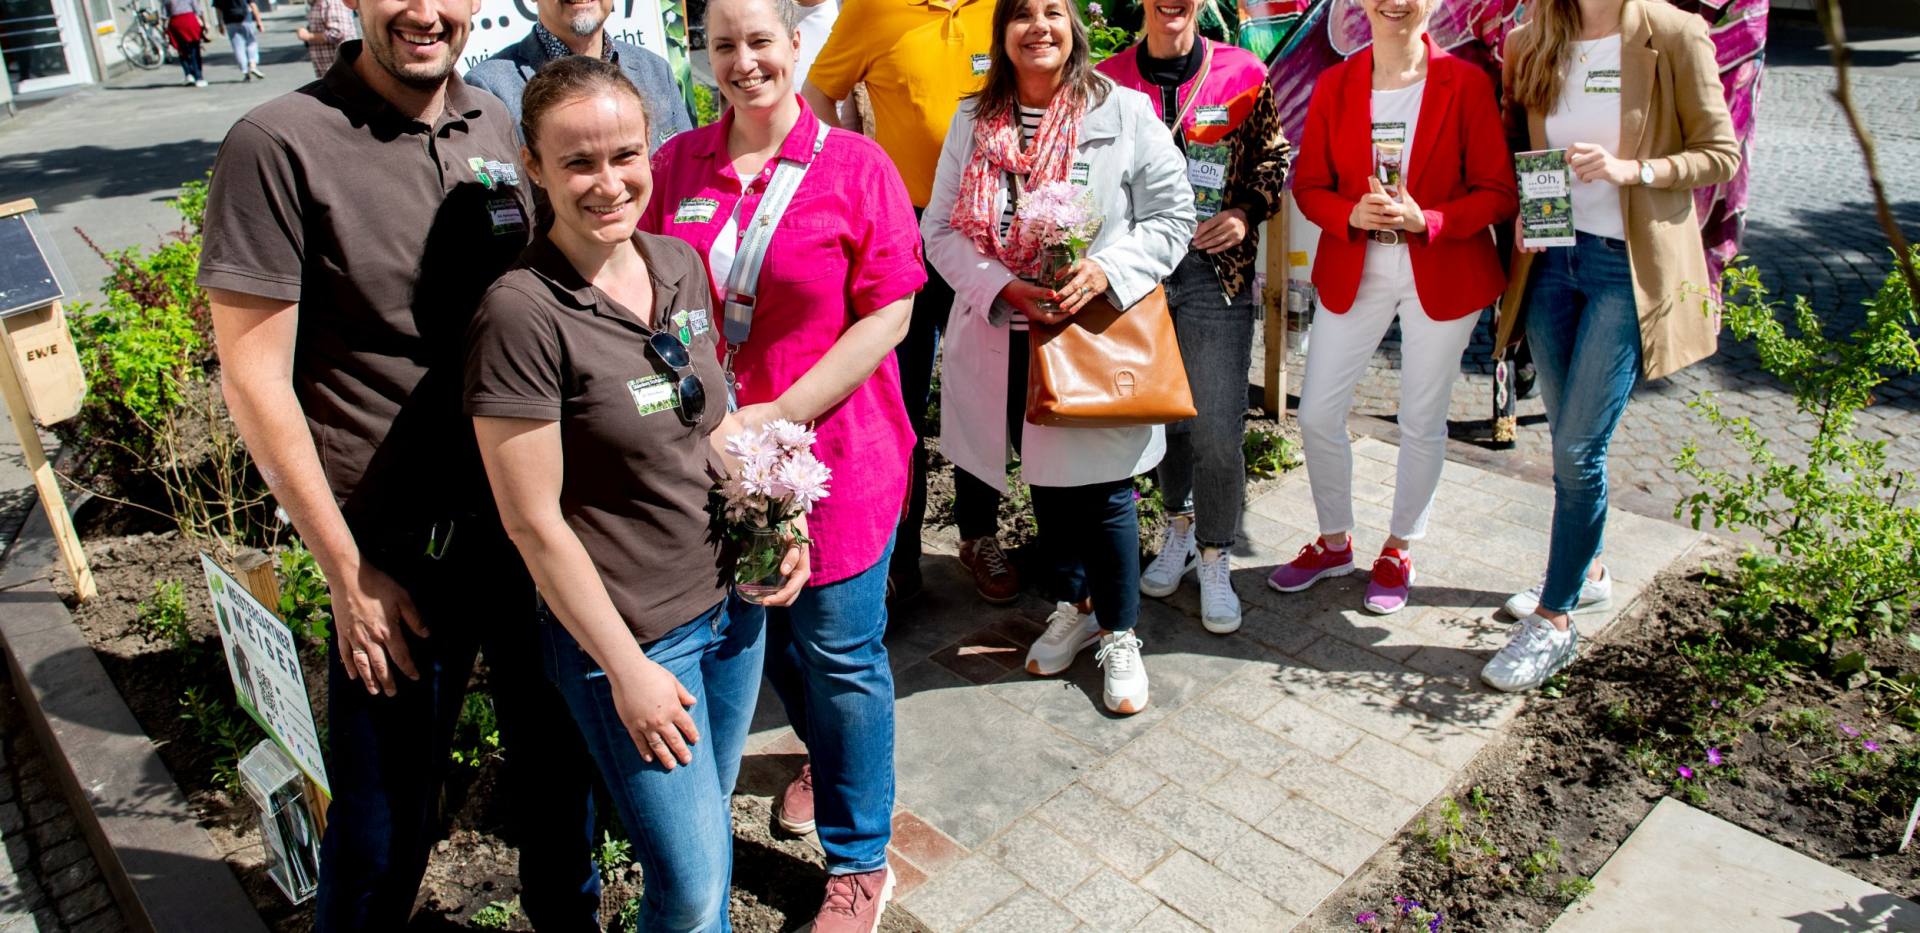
1265,0,1517,615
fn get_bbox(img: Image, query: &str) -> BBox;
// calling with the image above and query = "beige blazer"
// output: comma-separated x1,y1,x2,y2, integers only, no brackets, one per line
1494,0,1741,381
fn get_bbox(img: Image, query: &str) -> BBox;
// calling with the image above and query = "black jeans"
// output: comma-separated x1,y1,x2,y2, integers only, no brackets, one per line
894,208,1003,582
315,525,600,932
955,329,1142,631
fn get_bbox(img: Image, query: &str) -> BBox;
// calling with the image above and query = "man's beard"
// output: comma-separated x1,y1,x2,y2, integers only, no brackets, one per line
567,10,603,38
368,31,458,88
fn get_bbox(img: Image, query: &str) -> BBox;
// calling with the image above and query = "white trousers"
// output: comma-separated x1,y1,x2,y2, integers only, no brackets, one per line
1297,243,1480,542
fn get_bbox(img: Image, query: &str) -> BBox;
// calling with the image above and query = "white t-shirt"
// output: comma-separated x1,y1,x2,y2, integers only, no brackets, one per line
1545,34,1626,239
793,0,854,125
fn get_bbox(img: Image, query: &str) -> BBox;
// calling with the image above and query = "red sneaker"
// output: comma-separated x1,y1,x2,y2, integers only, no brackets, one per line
1266,537,1357,593
809,866,895,933
777,762,815,835
1364,548,1415,614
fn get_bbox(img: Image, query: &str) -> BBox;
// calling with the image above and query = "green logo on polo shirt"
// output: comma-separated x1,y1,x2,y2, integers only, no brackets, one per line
471,158,521,190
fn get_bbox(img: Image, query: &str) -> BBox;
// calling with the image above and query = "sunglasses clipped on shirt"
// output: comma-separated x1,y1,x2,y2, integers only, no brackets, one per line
647,330,707,424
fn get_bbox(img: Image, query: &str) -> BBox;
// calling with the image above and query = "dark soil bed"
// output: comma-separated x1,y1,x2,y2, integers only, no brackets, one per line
52,518,928,932
1303,549,1920,932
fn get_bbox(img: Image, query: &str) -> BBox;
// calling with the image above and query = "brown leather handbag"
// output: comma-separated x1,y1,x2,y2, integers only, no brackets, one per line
1025,285,1197,427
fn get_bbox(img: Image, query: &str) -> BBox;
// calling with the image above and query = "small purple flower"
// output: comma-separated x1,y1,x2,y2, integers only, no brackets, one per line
1706,747,1723,766
1840,723,1861,737
1355,912,1378,925
1864,740,1882,753
1430,915,1445,933
1677,765,1695,779
1089,0,1104,16
1709,699,1721,709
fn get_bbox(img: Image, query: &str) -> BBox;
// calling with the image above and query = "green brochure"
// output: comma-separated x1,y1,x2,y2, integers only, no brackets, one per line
1515,149,1576,249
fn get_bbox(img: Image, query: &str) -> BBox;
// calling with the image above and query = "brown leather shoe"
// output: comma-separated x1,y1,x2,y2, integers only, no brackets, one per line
809,866,895,933
958,537,1021,604
777,762,815,834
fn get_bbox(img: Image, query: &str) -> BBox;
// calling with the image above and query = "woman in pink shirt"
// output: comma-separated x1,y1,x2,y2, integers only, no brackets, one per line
638,0,923,927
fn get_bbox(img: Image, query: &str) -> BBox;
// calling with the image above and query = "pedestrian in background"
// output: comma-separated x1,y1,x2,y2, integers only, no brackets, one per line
1268,0,1516,615
1483,0,1737,693
162,0,210,86
925,0,1194,717
801,0,1006,607
216,0,266,81
1099,0,1290,637
296,0,359,78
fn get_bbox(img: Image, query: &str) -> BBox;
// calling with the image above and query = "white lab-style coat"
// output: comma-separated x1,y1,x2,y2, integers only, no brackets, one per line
923,80,1196,493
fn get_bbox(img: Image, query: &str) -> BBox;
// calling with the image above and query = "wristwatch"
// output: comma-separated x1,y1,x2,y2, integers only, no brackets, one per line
1637,160,1655,186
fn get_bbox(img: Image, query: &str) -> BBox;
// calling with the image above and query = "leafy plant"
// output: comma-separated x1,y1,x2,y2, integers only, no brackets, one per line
692,82,720,126
179,684,263,795
596,830,633,872
616,897,642,932
133,579,194,655
276,538,333,651
1131,473,1166,526
1077,1,1134,62
471,898,522,929
450,690,502,769
1243,425,1301,479
1676,253,1920,659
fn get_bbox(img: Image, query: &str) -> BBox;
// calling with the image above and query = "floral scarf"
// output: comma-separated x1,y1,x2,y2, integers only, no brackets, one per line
950,90,1086,279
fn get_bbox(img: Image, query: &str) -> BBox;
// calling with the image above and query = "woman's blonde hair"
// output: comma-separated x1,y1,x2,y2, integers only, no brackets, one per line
1507,0,1639,114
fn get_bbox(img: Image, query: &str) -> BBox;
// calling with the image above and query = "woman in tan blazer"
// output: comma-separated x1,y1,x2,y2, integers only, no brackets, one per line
1481,0,1738,692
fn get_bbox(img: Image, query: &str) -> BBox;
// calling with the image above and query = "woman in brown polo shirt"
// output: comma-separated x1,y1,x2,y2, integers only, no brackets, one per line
464,57,805,931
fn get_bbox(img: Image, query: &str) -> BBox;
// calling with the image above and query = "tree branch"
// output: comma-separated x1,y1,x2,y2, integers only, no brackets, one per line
1819,0,1920,300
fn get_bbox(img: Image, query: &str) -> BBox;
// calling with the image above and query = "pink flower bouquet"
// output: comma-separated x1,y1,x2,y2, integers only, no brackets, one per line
720,419,830,603
1014,180,1102,289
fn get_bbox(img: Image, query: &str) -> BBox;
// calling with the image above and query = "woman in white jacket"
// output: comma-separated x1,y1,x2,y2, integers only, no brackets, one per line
922,0,1194,716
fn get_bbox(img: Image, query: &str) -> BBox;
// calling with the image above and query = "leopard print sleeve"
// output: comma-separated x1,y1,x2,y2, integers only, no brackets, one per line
1209,81,1291,301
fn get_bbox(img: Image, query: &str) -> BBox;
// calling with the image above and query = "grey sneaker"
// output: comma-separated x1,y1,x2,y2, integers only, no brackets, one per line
1480,615,1579,692
1141,514,1197,598
1504,566,1612,619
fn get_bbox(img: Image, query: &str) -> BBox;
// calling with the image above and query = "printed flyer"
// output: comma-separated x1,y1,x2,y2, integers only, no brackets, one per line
1515,148,1576,249
202,554,331,797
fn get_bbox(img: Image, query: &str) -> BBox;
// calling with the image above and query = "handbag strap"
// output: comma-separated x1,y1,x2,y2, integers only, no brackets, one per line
721,119,830,348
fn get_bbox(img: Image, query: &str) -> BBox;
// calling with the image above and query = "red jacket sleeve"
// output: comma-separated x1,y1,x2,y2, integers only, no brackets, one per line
1291,71,1363,242
1419,66,1519,242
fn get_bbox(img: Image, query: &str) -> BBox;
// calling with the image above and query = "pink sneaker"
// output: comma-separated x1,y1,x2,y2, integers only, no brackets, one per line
777,762,815,834
1266,538,1357,593
810,866,895,933
1364,549,1415,614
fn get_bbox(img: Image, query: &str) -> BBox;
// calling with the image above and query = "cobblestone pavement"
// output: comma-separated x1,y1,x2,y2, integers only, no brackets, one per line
1271,15,1920,515
746,439,1703,932
0,671,128,933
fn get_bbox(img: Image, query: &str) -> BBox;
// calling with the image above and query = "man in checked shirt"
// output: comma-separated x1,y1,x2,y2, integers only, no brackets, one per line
296,0,359,77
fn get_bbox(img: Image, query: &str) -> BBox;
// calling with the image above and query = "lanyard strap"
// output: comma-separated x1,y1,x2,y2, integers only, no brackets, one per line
722,119,830,348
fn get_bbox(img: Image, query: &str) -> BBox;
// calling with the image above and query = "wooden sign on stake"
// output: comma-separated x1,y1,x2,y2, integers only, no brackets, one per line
0,199,94,600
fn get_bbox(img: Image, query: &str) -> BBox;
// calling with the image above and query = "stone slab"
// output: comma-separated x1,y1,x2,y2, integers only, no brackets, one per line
1548,798,1920,933
0,521,265,933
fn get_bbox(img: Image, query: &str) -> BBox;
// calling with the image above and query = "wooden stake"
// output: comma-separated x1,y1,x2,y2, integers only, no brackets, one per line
0,307,95,601
1261,197,1291,417
230,548,330,835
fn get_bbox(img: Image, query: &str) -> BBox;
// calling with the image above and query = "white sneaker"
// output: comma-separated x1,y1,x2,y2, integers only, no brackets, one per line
1197,548,1241,634
1480,615,1579,692
1140,514,1197,597
1096,630,1149,714
1025,602,1101,676
1504,566,1613,619
194,78,208,87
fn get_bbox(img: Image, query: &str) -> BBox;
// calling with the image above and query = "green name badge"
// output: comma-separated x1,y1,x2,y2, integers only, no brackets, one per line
627,374,678,417
971,53,990,76
1193,106,1229,128
1069,161,1092,186
487,197,527,236
674,197,719,225
1585,69,1622,94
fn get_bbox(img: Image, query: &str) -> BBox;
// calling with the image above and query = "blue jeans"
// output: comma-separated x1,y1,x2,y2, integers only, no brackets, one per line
226,21,259,70
1525,232,1642,613
543,597,766,932
317,533,600,933
765,538,895,874
1032,478,1142,632
1159,252,1256,549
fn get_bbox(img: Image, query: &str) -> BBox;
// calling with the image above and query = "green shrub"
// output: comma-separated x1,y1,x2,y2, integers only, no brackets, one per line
133,579,193,655
1676,252,1920,658
1244,425,1302,478
276,538,333,650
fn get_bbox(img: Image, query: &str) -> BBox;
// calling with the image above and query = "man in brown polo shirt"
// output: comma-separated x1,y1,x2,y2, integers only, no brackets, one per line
196,0,600,928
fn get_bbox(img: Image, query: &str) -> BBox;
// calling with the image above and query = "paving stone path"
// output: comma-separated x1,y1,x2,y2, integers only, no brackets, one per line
739,437,1703,932
1261,16,1920,513
0,670,128,933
